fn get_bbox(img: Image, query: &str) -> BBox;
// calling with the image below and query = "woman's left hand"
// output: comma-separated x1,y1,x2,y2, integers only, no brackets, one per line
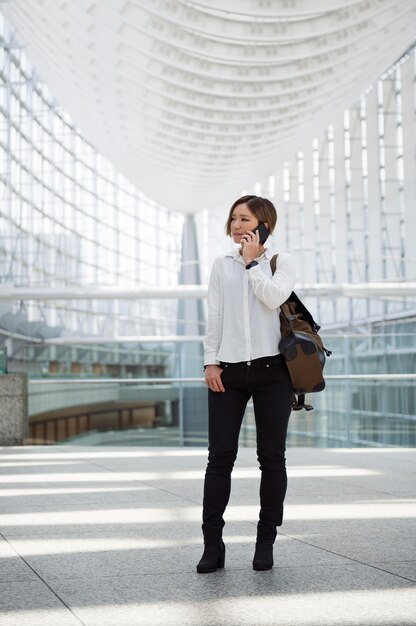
241,229,262,264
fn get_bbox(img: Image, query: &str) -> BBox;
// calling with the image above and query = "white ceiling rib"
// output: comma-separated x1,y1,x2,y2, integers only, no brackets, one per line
2,0,416,212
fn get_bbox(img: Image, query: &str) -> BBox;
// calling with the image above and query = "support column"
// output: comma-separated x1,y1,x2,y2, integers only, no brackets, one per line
365,86,384,321
176,214,206,445
317,131,335,321
401,53,416,279
177,214,204,377
349,103,367,321
383,76,402,284
302,144,318,318
0,374,28,445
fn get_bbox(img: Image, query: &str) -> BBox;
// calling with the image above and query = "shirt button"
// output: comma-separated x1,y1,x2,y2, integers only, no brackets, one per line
247,361,251,366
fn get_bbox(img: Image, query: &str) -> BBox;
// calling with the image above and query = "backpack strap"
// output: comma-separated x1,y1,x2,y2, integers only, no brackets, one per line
271,256,322,335
270,253,278,275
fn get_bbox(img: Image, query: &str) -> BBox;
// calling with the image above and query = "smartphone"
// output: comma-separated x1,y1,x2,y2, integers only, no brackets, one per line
255,222,270,245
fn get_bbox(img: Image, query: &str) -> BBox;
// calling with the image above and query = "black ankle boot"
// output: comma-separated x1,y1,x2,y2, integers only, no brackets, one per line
252,542,274,571
196,540,225,573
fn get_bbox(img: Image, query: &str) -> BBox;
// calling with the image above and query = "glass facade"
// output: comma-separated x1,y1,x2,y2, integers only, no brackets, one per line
0,17,183,346
198,45,416,327
0,14,415,448
192,43,416,449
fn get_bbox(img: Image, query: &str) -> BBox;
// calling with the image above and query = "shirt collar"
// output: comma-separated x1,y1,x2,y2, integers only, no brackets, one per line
226,247,274,262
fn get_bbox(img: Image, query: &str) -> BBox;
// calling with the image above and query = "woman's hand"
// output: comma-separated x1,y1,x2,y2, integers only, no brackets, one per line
204,364,225,392
241,229,262,264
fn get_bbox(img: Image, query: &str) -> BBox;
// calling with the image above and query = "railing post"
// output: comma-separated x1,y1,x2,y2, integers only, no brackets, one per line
178,341,184,446
344,335,352,447
178,381,184,447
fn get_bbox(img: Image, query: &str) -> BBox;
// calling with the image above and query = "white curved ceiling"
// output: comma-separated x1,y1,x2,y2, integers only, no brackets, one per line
2,0,416,213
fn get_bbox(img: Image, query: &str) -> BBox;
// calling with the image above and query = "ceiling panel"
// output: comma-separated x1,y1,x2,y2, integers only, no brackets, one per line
2,0,416,212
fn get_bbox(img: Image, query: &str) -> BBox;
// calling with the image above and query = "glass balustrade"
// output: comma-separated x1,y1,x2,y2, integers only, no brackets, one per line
22,335,416,448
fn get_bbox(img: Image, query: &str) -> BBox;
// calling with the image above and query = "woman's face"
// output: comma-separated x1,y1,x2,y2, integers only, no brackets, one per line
230,203,260,244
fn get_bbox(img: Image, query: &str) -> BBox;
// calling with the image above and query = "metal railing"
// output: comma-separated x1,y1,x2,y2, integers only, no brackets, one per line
28,373,416,448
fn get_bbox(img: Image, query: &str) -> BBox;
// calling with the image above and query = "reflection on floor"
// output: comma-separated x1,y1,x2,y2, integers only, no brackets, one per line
0,446,415,625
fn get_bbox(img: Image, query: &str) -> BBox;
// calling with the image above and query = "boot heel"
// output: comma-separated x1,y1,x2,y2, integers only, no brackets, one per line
196,541,225,573
252,542,273,571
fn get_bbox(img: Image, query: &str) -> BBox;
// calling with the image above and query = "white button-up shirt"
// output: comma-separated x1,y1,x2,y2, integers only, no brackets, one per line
204,247,296,365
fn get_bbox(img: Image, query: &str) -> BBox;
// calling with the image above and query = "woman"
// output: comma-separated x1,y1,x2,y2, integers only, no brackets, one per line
197,195,296,573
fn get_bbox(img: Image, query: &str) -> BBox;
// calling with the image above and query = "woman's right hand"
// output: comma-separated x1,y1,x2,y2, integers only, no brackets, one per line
204,364,225,393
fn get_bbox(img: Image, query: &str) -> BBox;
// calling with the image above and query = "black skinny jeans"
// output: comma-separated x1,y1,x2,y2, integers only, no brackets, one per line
202,354,293,544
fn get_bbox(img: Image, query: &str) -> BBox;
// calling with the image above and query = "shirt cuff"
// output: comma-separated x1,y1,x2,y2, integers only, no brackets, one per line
204,352,220,367
246,264,263,279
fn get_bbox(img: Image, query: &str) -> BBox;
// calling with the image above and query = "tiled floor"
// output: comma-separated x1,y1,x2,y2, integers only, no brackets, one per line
0,446,415,625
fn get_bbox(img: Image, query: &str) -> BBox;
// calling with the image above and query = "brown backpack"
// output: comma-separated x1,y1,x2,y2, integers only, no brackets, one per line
270,254,332,411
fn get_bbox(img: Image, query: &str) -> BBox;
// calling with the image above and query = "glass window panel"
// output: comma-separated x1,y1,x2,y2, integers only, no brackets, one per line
1,19,182,351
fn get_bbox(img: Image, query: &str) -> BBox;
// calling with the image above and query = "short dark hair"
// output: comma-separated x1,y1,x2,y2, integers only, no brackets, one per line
225,195,277,237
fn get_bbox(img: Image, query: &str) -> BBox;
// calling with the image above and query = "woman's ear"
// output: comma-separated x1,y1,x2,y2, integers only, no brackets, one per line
265,222,269,230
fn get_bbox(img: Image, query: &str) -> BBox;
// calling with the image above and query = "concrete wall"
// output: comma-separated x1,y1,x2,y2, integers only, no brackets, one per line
0,373,28,445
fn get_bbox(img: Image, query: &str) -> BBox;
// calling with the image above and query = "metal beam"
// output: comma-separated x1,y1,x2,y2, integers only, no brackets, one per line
0,286,207,300
28,374,416,384
41,335,203,345
1,283,416,301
